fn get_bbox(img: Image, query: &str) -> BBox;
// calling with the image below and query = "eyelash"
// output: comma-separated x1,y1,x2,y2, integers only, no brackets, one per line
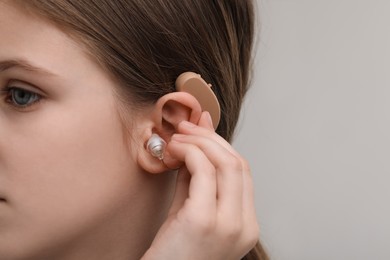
1,86,42,110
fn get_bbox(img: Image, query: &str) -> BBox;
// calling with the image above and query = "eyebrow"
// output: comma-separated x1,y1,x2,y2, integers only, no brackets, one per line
0,59,57,77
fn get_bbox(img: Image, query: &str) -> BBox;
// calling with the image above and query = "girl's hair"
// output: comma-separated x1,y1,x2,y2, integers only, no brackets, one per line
17,0,269,259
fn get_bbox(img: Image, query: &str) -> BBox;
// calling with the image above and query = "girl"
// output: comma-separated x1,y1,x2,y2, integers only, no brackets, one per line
0,0,268,259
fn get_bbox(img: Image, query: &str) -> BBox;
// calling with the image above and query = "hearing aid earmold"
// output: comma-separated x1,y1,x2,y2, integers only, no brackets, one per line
175,72,221,129
147,133,166,160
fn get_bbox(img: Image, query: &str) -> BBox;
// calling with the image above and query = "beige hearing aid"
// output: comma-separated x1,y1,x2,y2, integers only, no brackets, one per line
175,72,221,129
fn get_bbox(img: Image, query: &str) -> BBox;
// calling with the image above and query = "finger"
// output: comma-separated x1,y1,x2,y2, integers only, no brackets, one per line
241,159,256,219
197,111,214,131
171,134,243,219
162,112,217,172
167,140,217,215
180,122,248,216
167,166,191,217
178,120,242,159
241,160,259,238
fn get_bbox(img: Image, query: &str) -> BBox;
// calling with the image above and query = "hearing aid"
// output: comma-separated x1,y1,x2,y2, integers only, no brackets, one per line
147,73,220,161
175,72,221,129
147,134,166,160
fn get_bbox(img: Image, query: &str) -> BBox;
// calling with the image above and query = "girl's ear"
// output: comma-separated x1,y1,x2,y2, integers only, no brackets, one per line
155,92,203,137
136,92,203,174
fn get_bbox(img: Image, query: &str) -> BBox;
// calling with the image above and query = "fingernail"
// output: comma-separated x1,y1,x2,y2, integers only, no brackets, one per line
205,112,213,128
171,134,185,140
180,121,196,128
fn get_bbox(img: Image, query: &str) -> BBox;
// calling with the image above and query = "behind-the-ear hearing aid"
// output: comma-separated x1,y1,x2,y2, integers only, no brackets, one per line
147,72,220,161
147,134,166,160
175,72,221,129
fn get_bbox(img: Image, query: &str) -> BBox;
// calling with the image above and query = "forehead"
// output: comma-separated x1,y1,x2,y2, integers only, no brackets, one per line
0,1,95,80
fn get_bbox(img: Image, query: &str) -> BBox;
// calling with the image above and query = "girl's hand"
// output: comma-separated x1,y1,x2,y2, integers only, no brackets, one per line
141,111,259,260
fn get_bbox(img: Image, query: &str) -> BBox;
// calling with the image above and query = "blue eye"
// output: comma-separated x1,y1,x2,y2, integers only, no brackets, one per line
10,88,40,106
2,86,42,109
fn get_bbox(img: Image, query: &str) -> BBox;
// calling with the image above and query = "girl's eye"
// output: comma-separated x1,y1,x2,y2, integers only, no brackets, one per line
3,86,42,109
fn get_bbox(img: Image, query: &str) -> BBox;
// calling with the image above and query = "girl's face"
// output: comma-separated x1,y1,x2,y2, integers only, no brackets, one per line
0,2,159,259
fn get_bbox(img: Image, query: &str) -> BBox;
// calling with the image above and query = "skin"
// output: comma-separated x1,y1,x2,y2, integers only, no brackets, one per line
0,1,259,260
0,2,175,259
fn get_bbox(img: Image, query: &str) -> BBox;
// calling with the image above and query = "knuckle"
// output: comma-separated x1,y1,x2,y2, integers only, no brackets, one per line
205,160,216,172
245,222,260,249
202,162,217,178
241,158,251,172
232,158,243,171
223,156,242,172
190,214,216,236
220,220,242,242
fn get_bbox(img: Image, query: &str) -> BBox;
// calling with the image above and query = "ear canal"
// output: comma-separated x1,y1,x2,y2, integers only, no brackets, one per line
146,134,167,160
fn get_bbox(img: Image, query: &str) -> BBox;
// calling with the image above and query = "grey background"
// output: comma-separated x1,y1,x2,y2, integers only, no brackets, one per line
233,1,390,259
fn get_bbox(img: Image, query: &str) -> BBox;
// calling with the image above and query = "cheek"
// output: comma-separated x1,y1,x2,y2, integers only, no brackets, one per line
0,94,139,255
